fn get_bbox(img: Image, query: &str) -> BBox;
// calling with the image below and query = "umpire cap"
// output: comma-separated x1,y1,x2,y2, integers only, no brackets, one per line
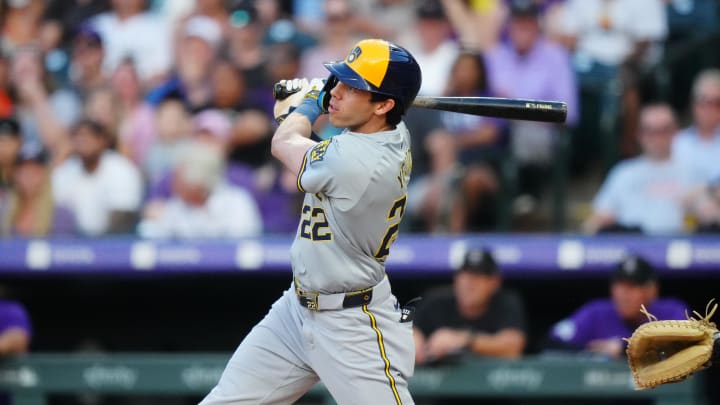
323,39,422,112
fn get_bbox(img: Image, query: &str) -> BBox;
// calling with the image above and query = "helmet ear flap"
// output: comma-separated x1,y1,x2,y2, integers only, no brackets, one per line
318,74,338,113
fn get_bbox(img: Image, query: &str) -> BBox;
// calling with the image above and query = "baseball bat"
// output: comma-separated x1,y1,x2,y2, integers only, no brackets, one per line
411,96,567,123
272,82,567,123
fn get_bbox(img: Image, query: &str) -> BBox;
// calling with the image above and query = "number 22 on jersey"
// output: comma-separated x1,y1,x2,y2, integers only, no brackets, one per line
298,195,407,261
374,195,407,261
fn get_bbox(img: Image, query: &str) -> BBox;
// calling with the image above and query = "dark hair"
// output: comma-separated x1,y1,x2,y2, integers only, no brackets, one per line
73,118,110,139
452,51,489,95
370,93,403,126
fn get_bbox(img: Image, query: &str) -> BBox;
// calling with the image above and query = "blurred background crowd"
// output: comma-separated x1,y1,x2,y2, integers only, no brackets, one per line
2,2,720,403
0,0,719,239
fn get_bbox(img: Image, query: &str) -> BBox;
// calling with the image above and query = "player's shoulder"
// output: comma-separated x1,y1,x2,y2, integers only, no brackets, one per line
100,151,142,179
614,156,646,171
326,133,387,166
577,298,616,316
652,298,690,315
493,288,524,308
605,157,647,181
672,127,699,149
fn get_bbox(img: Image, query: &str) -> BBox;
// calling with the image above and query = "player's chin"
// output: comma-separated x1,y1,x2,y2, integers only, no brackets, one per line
327,112,342,127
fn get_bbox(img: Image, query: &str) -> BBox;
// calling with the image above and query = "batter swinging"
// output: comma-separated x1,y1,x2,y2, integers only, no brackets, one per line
199,39,422,405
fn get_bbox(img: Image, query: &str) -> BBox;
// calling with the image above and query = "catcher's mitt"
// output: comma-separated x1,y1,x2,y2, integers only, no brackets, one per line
625,299,720,389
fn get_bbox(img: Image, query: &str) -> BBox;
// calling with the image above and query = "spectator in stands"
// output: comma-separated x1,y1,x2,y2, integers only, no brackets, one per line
409,51,504,232
1,145,75,237
40,0,110,51
209,59,275,169
298,0,360,80
407,131,467,233
400,0,460,96
52,119,142,236
145,15,222,112
672,69,720,183
443,51,505,163
142,97,192,185
144,109,260,223
110,58,156,166
585,103,693,235
345,0,416,43
548,254,687,358
0,298,31,355
67,25,107,100
210,60,247,113
0,118,21,198
684,175,720,233
0,53,13,118
82,86,119,143
9,46,81,164
176,0,231,43
91,0,172,85
0,0,45,55
485,0,577,201
210,62,298,234
557,0,667,157
439,0,506,51
661,0,720,118
138,142,262,239
413,246,526,364
227,1,269,91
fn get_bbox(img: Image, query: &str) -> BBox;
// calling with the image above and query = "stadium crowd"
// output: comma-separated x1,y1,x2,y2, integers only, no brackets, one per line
0,0,719,239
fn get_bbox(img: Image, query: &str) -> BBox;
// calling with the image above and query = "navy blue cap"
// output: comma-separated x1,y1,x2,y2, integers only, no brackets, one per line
612,255,657,285
74,24,103,47
457,246,499,275
417,0,446,20
510,0,541,17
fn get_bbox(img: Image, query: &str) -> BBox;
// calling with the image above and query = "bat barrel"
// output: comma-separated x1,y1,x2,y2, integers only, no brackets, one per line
411,96,568,123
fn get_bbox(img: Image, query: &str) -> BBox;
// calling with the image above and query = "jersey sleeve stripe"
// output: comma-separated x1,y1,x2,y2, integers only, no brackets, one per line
297,152,309,193
362,305,404,405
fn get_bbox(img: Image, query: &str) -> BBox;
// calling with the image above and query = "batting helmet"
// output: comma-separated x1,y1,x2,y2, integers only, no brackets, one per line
323,39,422,112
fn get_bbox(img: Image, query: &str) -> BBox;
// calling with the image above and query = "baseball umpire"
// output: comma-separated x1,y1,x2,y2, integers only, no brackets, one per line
199,38,422,404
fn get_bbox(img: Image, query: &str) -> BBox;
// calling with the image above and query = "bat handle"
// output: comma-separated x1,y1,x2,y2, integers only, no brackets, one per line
273,81,302,100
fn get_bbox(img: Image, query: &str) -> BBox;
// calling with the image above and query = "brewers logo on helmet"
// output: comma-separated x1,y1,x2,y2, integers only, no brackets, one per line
323,39,422,112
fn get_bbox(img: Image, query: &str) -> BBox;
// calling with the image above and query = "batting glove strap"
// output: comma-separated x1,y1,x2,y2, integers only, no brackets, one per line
293,91,323,123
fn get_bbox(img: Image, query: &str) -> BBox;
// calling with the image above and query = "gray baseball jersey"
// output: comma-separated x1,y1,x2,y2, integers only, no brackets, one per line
292,122,412,293
200,122,416,405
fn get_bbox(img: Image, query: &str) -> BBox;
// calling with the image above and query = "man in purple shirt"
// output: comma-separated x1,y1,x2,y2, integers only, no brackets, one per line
0,300,31,355
548,255,687,358
485,0,577,199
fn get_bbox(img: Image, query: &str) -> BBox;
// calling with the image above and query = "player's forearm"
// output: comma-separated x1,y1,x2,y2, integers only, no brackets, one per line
271,114,316,177
467,329,525,359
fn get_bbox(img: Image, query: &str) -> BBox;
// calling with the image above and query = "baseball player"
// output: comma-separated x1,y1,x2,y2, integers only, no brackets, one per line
199,39,422,405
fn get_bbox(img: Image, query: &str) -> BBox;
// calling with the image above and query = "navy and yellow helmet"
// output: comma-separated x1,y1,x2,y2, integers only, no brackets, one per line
323,39,422,112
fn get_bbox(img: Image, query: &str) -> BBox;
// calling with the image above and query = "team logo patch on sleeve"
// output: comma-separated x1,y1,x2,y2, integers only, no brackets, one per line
310,139,331,163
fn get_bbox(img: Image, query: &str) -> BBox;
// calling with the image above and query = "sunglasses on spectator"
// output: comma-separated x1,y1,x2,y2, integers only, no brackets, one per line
695,96,720,107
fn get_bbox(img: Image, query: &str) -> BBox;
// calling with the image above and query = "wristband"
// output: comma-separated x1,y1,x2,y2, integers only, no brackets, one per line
293,92,323,123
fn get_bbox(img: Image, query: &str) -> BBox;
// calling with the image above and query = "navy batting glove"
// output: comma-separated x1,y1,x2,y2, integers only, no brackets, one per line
293,90,324,124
